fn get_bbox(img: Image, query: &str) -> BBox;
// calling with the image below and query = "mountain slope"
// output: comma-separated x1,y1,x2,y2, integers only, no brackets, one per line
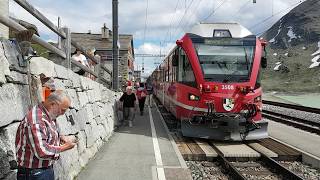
263,0,320,49
261,0,320,93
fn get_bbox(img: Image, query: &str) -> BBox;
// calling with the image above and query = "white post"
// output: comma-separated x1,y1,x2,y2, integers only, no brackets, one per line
0,0,9,39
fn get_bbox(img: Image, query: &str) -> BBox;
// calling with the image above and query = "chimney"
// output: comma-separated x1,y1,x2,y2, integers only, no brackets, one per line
101,23,109,39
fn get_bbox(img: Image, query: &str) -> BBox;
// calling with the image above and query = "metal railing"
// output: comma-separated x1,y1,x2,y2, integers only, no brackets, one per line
0,0,111,85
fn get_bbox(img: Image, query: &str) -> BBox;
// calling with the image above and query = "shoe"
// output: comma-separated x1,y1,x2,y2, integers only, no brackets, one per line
140,111,143,116
129,121,133,127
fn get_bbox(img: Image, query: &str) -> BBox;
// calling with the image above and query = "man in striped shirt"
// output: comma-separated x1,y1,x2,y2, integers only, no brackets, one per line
15,91,77,180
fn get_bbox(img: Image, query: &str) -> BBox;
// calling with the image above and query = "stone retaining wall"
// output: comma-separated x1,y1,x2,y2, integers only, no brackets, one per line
0,39,119,180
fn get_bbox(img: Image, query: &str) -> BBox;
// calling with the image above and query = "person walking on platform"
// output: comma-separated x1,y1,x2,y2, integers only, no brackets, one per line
136,83,148,115
119,86,137,127
15,91,77,180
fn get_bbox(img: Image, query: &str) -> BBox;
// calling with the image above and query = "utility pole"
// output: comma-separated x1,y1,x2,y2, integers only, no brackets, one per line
112,0,119,90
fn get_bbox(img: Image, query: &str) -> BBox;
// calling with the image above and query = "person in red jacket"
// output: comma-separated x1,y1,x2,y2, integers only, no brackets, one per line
136,82,148,115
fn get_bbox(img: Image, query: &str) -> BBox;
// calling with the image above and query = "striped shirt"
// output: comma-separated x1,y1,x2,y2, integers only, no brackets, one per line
15,104,61,168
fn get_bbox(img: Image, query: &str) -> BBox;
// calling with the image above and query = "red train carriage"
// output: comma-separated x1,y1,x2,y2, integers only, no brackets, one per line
151,23,268,141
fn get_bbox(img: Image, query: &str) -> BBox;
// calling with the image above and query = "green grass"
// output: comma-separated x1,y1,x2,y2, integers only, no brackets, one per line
261,43,320,93
31,43,50,59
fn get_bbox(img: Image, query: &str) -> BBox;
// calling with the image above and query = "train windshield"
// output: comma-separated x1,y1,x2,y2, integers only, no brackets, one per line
195,44,255,82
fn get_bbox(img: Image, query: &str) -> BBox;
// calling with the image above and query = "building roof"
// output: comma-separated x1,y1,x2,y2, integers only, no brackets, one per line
71,32,133,51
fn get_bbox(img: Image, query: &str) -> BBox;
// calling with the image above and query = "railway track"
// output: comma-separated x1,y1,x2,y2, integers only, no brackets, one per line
262,100,320,135
153,98,320,180
262,100,320,114
262,110,320,135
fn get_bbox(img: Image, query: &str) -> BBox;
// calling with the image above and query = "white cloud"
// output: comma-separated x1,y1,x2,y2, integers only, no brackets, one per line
8,0,305,74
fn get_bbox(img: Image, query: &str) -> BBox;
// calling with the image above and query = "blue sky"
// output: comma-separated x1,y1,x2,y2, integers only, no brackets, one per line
9,0,305,76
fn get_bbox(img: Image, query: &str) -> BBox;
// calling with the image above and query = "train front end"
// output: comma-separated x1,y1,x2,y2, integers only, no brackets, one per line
179,23,268,141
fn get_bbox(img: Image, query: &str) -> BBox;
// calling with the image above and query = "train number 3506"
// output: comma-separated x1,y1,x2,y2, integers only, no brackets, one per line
221,85,234,90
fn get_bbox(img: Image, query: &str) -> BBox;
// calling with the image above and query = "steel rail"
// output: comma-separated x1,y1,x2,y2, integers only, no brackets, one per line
263,100,320,114
263,110,320,127
209,144,247,180
260,154,304,180
262,112,320,135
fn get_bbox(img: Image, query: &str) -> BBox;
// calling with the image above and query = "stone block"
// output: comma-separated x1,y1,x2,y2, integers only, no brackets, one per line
0,123,18,178
0,84,29,127
30,57,56,77
0,122,19,158
65,89,80,110
78,149,91,168
5,71,28,85
77,91,88,108
79,76,90,90
56,147,79,180
92,103,101,118
52,78,66,91
97,124,107,139
56,114,79,136
54,64,69,80
94,116,103,125
1,40,26,73
84,122,99,148
2,171,16,180
72,105,94,131
62,80,73,88
0,43,10,85
68,69,80,88
85,105,94,123
0,148,10,179
77,130,86,154
72,108,87,131
86,90,95,103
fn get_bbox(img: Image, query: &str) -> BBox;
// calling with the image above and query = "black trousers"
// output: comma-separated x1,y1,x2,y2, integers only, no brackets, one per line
138,97,146,112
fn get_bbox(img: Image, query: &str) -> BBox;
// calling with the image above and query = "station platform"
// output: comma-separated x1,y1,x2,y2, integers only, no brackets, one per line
268,120,320,158
76,102,192,180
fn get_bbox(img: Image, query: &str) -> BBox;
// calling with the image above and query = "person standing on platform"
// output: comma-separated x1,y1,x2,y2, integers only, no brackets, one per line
136,82,148,115
119,86,137,127
15,91,77,180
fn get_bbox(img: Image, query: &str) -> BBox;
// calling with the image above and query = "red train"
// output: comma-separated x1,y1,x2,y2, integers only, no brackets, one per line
150,23,268,141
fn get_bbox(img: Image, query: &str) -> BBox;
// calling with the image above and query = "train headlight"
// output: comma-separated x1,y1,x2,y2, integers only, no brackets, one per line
204,85,211,92
254,96,262,102
189,94,200,101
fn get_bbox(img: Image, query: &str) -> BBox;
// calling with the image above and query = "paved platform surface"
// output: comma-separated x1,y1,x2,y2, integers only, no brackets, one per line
268,120,320,158
76,102,191,180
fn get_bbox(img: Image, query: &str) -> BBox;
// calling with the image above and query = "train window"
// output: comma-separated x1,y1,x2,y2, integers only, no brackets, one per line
177,48,196,87
213,29,232,38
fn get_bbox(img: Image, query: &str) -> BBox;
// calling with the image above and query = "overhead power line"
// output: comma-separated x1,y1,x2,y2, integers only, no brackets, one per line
179,0,203,36
232,0,251,19
201,0,227,22
162,0,181,45
250,0,305,30
171,0,194,41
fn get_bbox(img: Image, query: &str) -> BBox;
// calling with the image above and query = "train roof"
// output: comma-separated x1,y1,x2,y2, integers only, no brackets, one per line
189,23,252,38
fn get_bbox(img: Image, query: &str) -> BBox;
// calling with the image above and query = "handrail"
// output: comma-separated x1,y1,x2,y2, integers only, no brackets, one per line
6,0,112,83
0,14,66,58
13,0,67,38
13,0,103,68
